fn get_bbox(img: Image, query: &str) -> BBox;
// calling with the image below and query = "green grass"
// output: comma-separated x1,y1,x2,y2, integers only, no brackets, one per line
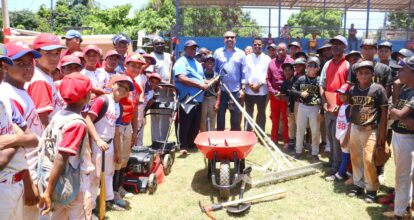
107,108,396,220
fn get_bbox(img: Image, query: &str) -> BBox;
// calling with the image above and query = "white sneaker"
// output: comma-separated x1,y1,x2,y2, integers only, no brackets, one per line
119,186,134,199
378,174,385,185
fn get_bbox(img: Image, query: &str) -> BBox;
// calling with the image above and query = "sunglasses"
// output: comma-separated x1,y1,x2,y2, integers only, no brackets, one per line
307,63,318,68
225,36,235,39
253,44,262,46
154,42,165,46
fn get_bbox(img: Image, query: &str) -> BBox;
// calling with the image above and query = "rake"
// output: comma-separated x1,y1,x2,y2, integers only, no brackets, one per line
221,83,321,187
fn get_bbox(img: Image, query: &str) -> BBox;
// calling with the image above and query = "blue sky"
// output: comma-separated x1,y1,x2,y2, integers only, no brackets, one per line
9,0,385,37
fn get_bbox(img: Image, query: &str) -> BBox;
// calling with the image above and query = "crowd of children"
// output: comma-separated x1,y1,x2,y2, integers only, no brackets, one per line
0,29,413,220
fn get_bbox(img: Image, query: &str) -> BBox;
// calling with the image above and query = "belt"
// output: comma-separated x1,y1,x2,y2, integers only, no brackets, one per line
0,170,26,184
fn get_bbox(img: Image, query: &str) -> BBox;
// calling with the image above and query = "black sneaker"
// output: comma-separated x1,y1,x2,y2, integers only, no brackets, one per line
347,186,364,197
365,191,377,203
294,153,303,160
310,155,320,163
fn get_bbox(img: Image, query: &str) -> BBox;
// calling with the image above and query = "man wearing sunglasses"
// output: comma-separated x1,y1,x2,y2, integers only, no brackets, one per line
213,31,246,131
148,36,175,143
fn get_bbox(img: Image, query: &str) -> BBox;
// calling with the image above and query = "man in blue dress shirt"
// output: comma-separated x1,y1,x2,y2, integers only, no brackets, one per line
213,31,246,131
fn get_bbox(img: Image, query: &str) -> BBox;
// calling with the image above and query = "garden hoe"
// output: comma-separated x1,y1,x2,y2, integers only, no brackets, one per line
199,188,286,220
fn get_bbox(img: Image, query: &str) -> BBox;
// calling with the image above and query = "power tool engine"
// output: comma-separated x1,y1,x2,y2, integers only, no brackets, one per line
127,147,156,174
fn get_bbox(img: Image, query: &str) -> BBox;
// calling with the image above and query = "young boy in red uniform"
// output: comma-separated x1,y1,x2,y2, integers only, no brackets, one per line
38,72,92,219
112,53,144,198
85,75,132,211
26,33,66,127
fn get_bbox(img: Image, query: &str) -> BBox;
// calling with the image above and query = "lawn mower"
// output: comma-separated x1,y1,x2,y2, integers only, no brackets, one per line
123,146,164,194
146,83,179,175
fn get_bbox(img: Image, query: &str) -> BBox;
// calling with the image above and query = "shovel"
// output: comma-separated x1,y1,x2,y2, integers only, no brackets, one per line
180,69,227,114
226,167,252,214
199,188,286,220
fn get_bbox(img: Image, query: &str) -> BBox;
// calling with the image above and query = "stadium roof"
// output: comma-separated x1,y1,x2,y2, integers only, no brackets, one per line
177,0,412,11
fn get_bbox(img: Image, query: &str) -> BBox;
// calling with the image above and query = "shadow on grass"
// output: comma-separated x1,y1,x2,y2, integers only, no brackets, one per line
190,168,252,203
366,205,389,220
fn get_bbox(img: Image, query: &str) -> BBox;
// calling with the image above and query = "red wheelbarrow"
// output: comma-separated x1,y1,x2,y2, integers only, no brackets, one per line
194,131,257,200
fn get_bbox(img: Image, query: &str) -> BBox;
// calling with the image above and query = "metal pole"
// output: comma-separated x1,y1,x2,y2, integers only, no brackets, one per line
382,12,387,41
50,0,54,31
366,0,370,39
2,0,10,29
227,0,231,31
322,0,326,37
278,0,281,41
343,9,347,36
268,8,271,35
407,0,412,41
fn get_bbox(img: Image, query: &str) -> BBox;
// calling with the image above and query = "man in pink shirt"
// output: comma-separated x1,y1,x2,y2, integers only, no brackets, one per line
266,43,294,145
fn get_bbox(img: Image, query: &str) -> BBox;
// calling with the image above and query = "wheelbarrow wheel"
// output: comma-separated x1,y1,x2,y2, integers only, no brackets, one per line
148,173,157,194
163,154,172,175
219,161,230,200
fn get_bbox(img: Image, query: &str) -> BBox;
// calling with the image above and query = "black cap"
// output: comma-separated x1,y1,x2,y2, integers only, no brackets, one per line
184,40,199,48
360,39,378,48
316,42,332,53
281,62,294,70
378,41,392,50
391,48,414,61
295,51,308,60
267,43,277,49
204,55,215,62
355,60,374,72
345,50,362,61
288,41,301,49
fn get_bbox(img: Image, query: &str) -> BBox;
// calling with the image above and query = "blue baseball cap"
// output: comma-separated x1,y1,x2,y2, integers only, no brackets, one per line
6,41,42,61
112,34,131,45
0,44,14,65
62,30,82,40
329,35,348,47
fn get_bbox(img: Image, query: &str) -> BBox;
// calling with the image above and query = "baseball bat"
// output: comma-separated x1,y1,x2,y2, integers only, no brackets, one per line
99,150,106,220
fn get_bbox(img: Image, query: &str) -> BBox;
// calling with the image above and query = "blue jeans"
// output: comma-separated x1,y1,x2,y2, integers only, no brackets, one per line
217,91,241,131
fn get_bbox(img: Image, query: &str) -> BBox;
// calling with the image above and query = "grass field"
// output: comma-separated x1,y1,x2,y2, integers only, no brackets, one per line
107,108,396,220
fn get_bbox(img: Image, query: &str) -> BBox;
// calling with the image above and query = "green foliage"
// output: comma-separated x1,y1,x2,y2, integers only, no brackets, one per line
387,12,413,30
10,10,40,30
135,0,176,34
182,7,262,37
287,9,343,39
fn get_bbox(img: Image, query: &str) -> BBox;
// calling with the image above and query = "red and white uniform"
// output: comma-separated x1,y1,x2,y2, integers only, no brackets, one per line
49,109,88,219
88,95,120,205
25,66,60,120
81,68,107,90
0,82,43,182
99,68,120,93
335,104,350,152
0,97,27,220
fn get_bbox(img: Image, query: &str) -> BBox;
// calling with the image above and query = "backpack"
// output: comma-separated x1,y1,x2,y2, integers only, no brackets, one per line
37,111,86,205
93,95,123,124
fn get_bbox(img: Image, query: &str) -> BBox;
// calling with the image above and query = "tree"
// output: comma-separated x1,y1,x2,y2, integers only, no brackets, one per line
9,10,40,30
287,9,343,39
387,12,413,30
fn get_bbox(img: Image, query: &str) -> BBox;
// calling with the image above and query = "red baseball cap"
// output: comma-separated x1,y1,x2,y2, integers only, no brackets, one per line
60,55,82,68
33,33,65,51
148,72,162,82
112,75,134,91
82,45,101,56
142,54,156,65
72,51,84,58
104,50,122,60
124,53,146,65
6,41,41,60
336,83,351,94
59,72,92,104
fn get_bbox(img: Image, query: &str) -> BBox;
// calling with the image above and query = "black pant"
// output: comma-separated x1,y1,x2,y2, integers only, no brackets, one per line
244,94,268,131
176,103,202,150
